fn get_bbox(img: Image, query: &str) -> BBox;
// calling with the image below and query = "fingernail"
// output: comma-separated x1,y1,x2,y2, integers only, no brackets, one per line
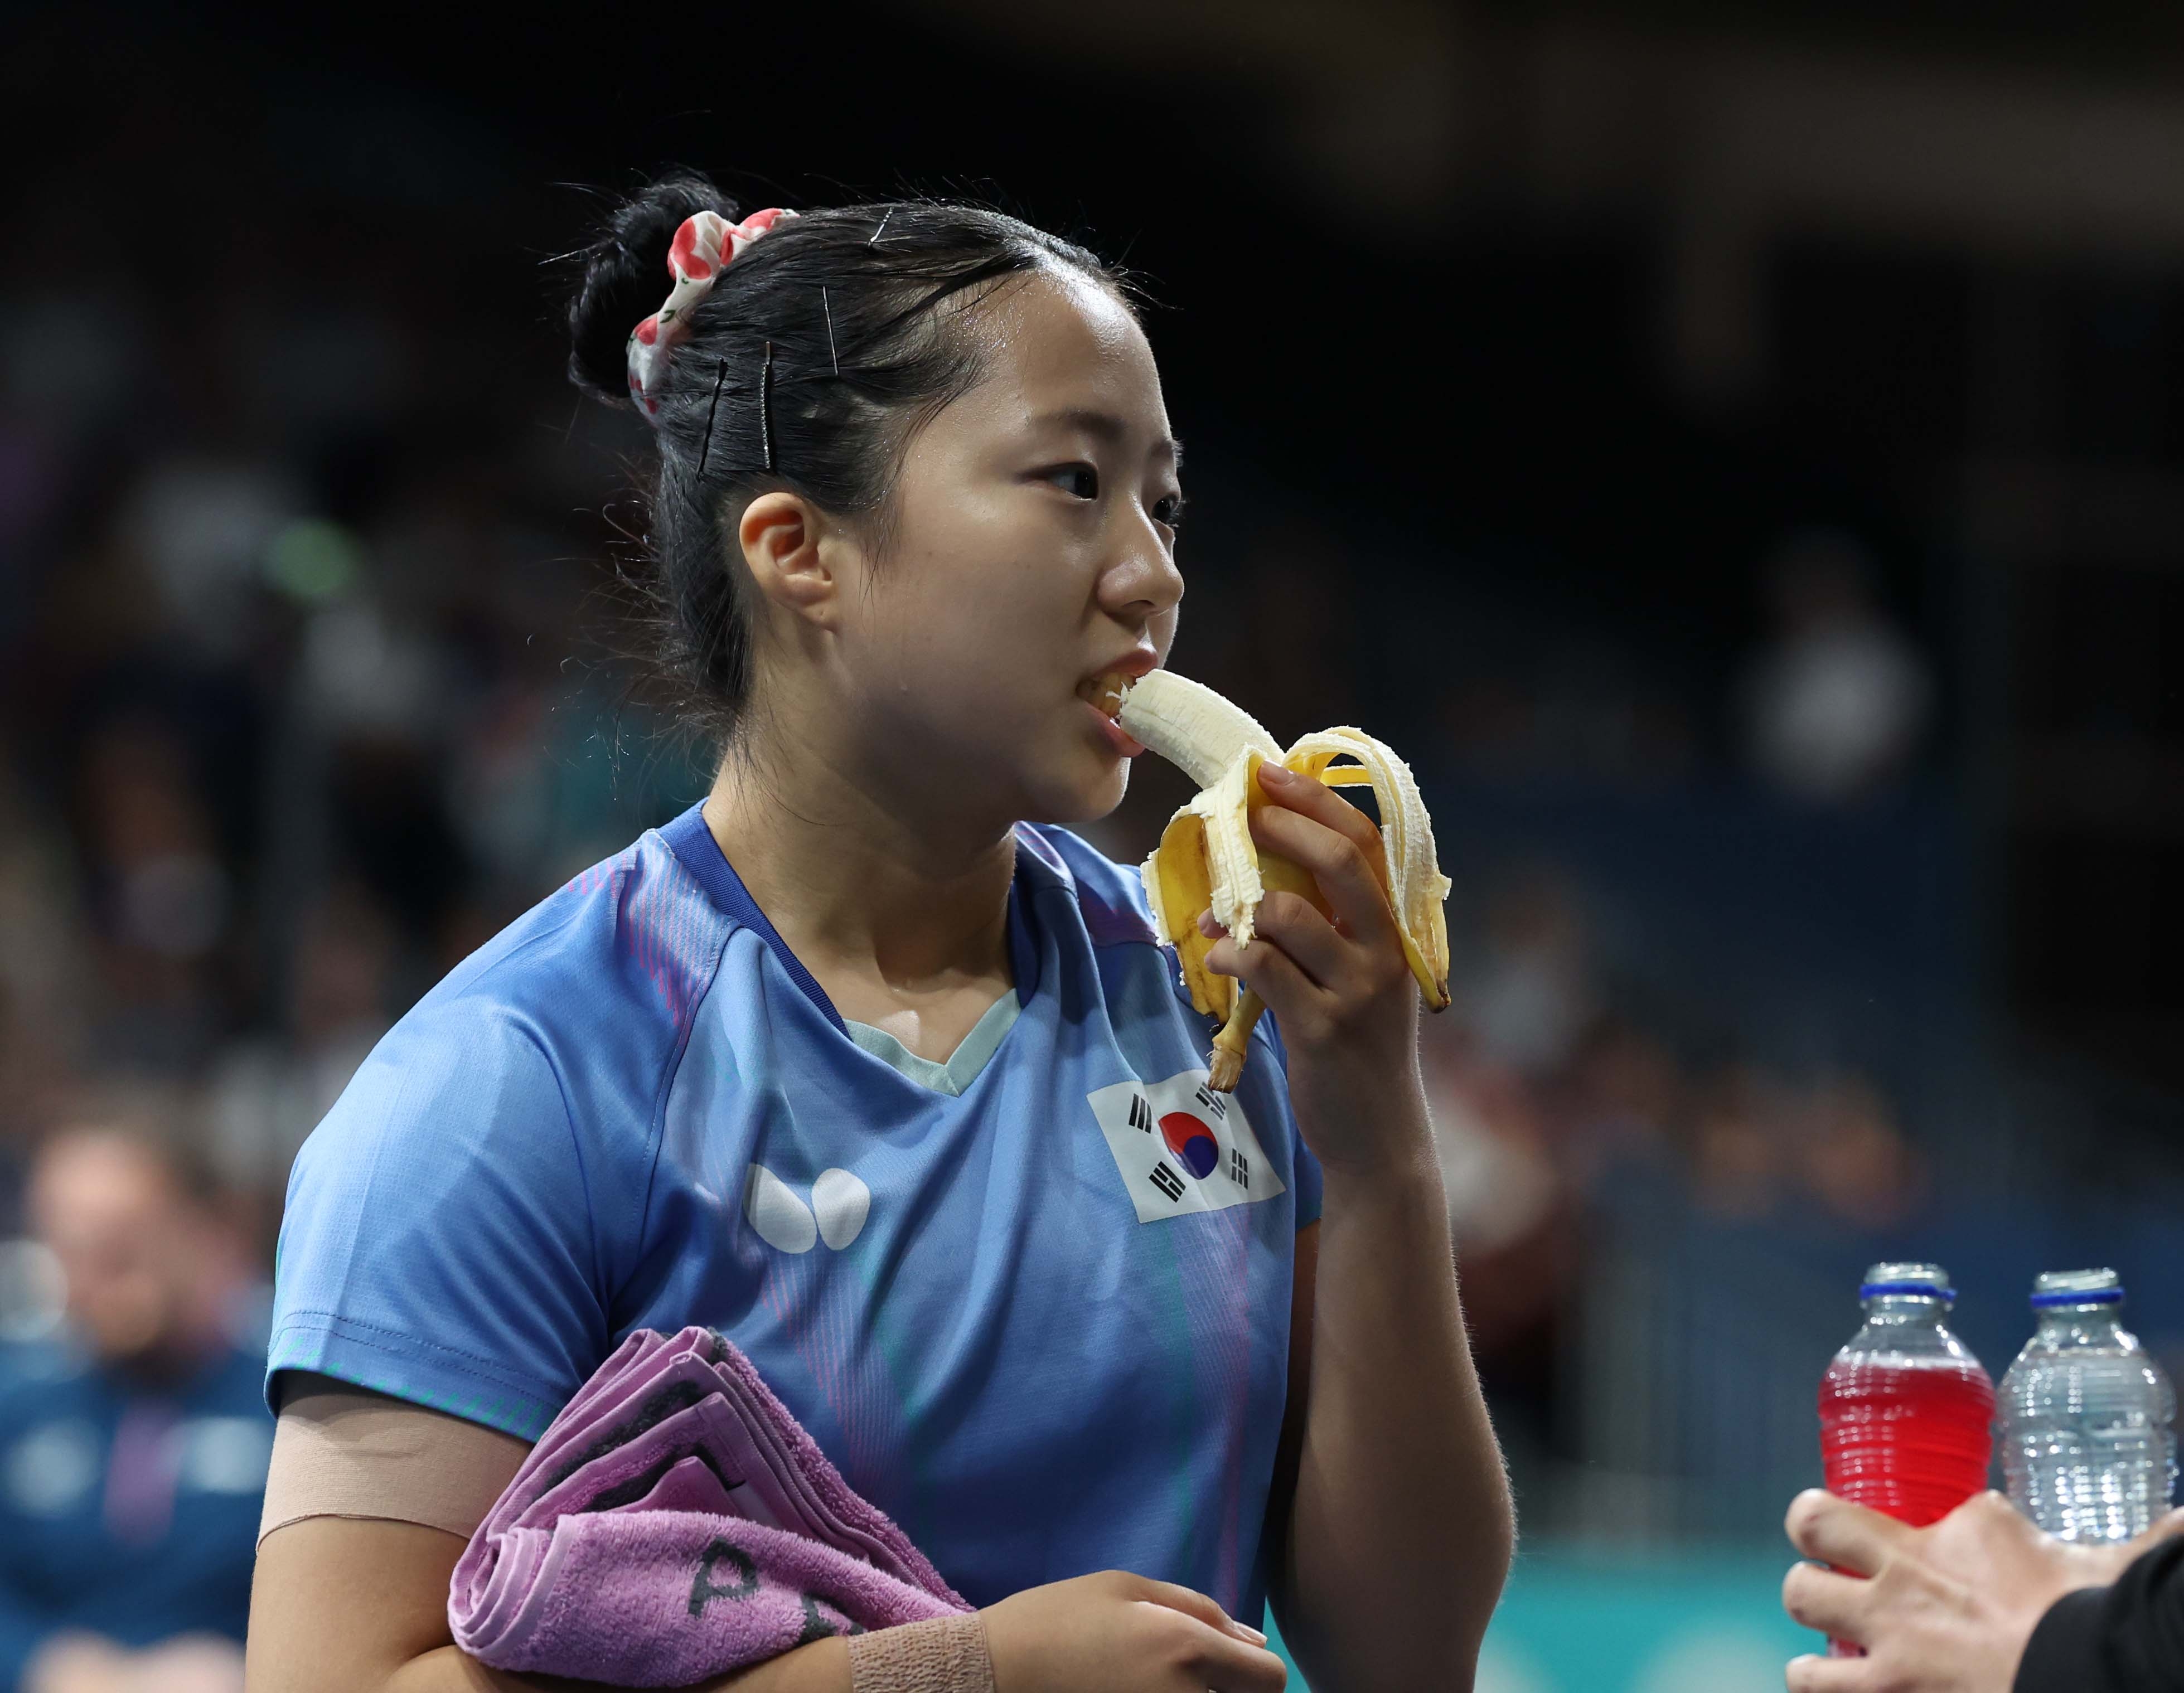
1229,1622,1267,1644
1260,764,1295,785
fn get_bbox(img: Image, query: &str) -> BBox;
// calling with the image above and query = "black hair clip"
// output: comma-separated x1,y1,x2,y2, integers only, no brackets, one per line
761,341,776,473
697,357,728,477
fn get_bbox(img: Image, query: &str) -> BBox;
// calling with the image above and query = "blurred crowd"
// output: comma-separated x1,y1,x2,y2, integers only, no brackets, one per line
0,185,706,1249
0,169,709,1686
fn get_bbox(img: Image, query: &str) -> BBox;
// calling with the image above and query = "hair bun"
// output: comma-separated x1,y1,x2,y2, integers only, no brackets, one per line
568,172,739,403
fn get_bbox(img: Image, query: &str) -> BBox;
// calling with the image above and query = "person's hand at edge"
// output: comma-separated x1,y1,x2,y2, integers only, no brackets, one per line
1779,1487,2184,1691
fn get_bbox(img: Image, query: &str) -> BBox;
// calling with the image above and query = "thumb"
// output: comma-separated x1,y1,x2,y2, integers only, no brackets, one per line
2125,1506,2184,1557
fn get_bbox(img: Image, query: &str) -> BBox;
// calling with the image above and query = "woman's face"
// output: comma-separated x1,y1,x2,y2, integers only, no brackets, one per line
819,266,1185,836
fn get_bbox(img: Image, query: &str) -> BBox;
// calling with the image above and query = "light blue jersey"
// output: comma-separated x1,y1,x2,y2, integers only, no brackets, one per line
270,805,1320,1618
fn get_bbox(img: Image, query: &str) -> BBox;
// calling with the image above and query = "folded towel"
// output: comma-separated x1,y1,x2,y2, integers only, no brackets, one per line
449,1326,974,1686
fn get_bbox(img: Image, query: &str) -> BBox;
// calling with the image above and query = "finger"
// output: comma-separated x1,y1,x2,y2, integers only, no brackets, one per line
1247,801,1401,953
1785,1652,1870,1692
1785,1489,1909,1576
1257,764,1389,890
1205,921,1333,1029
1121,1575,1262,1642
1198,895,1342,988
1240,890,1352,989
1168,1614,1287,1692
1781,1562,1871,1644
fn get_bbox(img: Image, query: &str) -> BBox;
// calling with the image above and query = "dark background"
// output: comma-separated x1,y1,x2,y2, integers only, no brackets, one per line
4,0,2182,1646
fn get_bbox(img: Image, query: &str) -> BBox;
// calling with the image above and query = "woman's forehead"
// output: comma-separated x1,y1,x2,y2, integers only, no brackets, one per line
973,270,1166,432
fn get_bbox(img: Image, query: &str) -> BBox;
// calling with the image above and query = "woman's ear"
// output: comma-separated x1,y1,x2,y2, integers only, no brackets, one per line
737,491,837,625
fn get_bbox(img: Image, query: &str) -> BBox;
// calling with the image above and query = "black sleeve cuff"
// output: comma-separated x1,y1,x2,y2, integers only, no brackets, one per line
2016,1587,2114,1693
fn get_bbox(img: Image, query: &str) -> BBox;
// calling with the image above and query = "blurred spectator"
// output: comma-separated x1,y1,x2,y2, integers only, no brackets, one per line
204,880,395,1230
1557,1015,1686,1184
1458,869,1597,1078
0,752,92,1186
1,1122,268,1693
1668,1059,1928,1229
1420,1022,1571,1351
120,459,300,666
1790,1071,1928,1232
1683,1061,1791,1222
1435,639,1699,791
73,719,236,1078
1736,529,1933,804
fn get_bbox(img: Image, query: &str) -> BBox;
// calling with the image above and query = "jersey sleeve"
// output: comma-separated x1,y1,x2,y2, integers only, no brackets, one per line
266,1002,621,1442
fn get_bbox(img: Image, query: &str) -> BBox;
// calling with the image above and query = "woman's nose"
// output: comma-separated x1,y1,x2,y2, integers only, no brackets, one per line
1101,504,1185,619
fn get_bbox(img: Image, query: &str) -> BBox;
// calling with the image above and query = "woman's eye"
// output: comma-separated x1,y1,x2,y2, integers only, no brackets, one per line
1049,464,1100,501
1154,493,1186,530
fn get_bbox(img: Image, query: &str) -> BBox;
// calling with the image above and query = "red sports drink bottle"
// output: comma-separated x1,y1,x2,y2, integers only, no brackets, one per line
1815,1261,1994,1655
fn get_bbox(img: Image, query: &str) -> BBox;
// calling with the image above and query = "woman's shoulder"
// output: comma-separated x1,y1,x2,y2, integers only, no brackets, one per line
306,823,739,1166
416,821,738,1046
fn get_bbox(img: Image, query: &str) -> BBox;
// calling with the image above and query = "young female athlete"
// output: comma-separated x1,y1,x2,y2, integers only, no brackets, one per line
244,178,1513,1692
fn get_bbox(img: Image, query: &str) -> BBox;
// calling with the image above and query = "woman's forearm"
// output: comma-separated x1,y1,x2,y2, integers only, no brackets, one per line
251,1514,856,1693
1279,1137,1515,1691
385,1638,851,1692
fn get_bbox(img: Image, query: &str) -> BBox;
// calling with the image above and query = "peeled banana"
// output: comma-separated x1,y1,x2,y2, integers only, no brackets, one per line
1101,669,1453,1092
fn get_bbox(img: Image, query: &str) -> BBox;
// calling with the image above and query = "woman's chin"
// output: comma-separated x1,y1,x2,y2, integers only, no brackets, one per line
1020,748,1131,827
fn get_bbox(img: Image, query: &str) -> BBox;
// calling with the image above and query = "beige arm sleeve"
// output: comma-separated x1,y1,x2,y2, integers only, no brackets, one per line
258,1371,532,1546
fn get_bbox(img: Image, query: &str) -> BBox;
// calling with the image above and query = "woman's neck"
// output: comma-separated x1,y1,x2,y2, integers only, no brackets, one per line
700,748,1017,1002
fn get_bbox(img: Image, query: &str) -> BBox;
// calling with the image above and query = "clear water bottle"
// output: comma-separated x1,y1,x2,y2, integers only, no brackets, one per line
1999,1268,2177,1542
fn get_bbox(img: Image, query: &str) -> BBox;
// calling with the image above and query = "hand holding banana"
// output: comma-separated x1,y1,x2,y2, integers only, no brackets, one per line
1092,670,1452,1103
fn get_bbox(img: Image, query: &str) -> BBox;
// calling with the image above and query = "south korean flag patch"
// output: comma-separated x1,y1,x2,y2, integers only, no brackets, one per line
1087,1069,1287,1223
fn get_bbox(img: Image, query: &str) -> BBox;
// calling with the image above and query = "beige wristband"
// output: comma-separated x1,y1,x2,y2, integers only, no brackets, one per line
844,1614,995,1693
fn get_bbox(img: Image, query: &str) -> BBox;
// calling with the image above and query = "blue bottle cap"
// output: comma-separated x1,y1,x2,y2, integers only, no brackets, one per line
1860,1260,1955,1303
2030,1268,2124,1308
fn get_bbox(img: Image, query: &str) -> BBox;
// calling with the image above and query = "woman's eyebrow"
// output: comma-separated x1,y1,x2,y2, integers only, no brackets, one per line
1029,408,1182,465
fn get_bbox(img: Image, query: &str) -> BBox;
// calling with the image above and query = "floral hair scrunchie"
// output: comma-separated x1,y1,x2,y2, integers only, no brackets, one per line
625,207,796,416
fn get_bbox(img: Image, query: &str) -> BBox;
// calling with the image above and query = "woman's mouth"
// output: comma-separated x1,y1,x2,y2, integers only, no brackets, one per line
1078,670,1146,756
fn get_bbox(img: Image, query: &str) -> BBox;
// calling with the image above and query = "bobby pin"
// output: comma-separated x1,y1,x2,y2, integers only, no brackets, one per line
697,357,728,476
761,341,776,473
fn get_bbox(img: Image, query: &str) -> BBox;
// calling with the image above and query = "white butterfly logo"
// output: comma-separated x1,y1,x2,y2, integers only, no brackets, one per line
742,1165,871,1253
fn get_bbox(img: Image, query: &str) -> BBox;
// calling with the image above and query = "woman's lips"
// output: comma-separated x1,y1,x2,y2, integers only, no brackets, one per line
1085,697,1146,757
1078,669,1146,756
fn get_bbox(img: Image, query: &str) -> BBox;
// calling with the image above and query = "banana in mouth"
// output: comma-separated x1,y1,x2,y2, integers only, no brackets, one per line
1088,667,1452,1092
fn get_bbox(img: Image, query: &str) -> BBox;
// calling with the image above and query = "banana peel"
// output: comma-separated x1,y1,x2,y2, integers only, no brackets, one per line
1116,671,1452,1092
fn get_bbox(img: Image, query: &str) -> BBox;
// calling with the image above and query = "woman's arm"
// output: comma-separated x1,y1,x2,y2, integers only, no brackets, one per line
1200,768,1515,1690
247,1390,853,1693
250,1517,1284,1693
1268,1148,1514,1691
246,1516,853,1693
248,1422,1284,1693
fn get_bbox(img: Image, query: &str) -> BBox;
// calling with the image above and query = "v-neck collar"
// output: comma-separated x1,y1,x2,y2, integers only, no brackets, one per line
840,988,1023,1097
657,804,1043,1036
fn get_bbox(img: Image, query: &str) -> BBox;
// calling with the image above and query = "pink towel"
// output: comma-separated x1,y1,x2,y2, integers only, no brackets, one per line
449,1326,973,1686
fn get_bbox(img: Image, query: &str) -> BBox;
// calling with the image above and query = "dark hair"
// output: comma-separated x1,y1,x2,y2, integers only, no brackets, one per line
567,172,1129,745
